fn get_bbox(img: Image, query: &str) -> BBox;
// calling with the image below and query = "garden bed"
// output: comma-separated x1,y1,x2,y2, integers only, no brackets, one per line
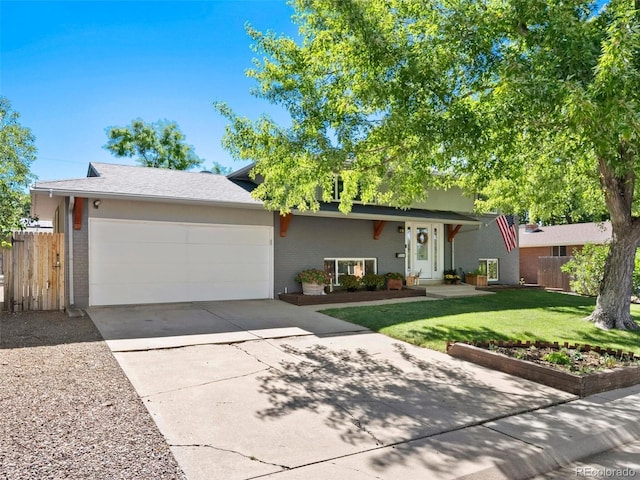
447,340,640,397
279,287,425,306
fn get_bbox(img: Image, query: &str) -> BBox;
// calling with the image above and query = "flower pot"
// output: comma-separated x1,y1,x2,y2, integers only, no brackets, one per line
466,274,488,287
387,278,403,291
302,282,326,295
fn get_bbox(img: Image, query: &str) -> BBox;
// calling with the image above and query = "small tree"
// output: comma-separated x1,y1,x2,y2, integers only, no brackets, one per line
562,244,610,297
563,244,640,297
0,97,36,247
104,119,204,171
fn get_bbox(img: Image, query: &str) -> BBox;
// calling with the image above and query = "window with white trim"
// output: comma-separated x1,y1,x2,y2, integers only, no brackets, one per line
333,177,363,203
324,258,377,285
478,258,499,282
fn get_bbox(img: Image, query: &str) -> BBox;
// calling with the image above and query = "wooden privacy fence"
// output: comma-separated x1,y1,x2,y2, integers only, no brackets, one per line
3,232,65,311
538,256,573,292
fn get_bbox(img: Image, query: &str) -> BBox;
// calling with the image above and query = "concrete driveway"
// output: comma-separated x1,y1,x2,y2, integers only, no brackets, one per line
88,299,579,479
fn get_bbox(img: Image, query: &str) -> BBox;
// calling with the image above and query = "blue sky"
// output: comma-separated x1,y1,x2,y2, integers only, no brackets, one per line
1,0,297,182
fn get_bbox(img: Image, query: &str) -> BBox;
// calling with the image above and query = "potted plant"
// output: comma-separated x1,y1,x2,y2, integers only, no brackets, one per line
385,272,404,291
361,273,385,291
340,274,362,292
444,269,461,285
465,269,488,286
295,268,331,295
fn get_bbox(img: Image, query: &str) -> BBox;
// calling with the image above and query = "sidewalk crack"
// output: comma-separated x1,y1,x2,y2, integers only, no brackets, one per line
171,443,291,470
232,343,286,373
142,367,271,398
324,395,384,447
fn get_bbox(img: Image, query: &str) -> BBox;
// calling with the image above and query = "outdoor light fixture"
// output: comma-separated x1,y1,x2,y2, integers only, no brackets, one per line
398,226,405,233
93,199,102,209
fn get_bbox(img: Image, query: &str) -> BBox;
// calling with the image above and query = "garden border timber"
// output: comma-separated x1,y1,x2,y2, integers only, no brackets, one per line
446,341,640,398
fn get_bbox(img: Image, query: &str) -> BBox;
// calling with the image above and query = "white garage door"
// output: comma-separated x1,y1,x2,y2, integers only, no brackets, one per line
89,218,273,306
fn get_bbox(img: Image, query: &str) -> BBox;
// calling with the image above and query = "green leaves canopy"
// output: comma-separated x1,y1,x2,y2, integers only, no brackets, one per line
104,119,204,171
218,0,640,329
0,97,36,247
217,0,638,224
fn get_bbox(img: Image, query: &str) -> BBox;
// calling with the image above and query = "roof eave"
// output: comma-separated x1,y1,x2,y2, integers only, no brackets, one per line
30,186,265,210
291,208,481,225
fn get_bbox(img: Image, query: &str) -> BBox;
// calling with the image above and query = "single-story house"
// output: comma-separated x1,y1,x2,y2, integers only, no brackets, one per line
518,221,611,285
30,162,520,308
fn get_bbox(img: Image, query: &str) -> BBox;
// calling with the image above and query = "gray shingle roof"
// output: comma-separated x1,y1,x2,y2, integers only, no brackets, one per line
32,162,263,207
519,222,611,247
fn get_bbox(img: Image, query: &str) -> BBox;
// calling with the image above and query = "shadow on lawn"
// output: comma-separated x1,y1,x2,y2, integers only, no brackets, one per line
255,341,569,477
401,325,514,346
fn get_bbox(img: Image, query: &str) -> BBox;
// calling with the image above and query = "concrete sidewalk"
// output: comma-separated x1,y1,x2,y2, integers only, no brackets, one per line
88,300,640,480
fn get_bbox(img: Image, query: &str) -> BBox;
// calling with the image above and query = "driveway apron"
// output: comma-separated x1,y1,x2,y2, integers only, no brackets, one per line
87,299,575,480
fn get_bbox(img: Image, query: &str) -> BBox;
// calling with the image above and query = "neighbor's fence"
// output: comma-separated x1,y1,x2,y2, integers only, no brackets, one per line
537,256,573,292
3,232,65,311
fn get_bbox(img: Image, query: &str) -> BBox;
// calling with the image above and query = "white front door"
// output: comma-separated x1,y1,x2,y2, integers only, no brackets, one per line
406,222,444,280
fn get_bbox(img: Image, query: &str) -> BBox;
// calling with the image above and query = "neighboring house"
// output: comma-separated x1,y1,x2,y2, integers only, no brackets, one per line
24,219,54,232
519,222,611,284
30,162,520,308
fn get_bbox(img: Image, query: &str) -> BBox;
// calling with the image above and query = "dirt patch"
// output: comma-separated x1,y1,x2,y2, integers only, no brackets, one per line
490,345,639,375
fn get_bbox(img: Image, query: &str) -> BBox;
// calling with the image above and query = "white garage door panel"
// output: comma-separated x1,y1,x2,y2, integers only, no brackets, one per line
92,261,190,285
98,221,188,244
187,245,269,265
94,243,189,265
89,219,273,306
188,260,269,283
91,282,190,306
188,226,270,245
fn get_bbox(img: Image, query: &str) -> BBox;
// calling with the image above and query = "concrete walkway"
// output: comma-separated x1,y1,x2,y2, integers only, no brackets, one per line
87,299,640,480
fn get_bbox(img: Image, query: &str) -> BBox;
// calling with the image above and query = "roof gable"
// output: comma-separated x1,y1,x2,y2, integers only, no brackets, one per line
519,222,611,248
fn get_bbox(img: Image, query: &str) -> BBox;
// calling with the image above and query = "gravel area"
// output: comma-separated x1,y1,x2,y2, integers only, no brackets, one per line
0,311,186,480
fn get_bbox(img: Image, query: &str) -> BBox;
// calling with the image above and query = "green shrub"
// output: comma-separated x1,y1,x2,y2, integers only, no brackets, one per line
542,351,572,365
361,273,384,288
384,272,403,280
339,274,361,291
561,243,609,296
562,243,640,296
295,268,331,284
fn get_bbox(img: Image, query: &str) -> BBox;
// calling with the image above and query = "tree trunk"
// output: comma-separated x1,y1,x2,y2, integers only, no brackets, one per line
590,229,638,330
590,155,640,330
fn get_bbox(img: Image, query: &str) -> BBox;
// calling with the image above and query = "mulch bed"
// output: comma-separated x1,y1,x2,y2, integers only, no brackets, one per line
279,287,426,306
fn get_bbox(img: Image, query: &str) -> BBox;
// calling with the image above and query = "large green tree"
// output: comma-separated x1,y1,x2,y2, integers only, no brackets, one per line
105,119,211,171
0,97,36,247
216,0,640,330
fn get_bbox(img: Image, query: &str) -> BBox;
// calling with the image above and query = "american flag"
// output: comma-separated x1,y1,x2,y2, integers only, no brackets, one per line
496,214,517,252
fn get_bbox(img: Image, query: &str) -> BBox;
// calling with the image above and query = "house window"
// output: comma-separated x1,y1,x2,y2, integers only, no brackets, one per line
324,258,377,285
478,258,499,282
334,177,362,203
552,246,567,256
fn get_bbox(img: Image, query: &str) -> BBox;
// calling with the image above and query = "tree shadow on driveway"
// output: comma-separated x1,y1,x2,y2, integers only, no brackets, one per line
254,338,572,475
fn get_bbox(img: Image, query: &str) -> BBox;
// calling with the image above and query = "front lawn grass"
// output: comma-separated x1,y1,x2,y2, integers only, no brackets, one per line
321,289,640,354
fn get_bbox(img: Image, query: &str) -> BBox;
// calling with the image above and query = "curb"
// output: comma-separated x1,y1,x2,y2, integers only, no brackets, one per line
464,387,640,479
